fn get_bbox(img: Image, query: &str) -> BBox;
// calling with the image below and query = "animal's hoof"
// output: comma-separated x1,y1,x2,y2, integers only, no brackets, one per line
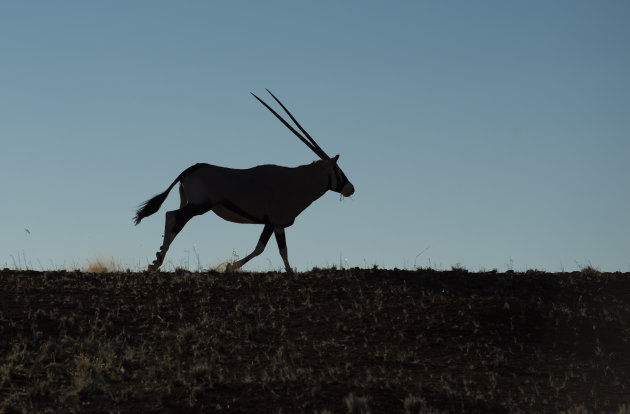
226,262,243,273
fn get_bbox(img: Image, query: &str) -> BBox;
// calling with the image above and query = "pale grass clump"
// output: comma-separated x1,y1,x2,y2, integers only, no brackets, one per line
561,404,630,414
404,395,448,414
616,404,630,414
344,393,371,414
85,257,118,273
561,405,590,414
72,355,105,398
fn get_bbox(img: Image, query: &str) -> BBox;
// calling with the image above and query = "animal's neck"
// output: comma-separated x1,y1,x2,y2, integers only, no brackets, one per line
291,161,329,206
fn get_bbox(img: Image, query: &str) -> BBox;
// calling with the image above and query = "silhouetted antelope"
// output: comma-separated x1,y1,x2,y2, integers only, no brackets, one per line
134,90,355,272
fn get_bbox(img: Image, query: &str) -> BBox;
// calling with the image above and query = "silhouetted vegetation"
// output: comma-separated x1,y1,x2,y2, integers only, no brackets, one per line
1,268,629,412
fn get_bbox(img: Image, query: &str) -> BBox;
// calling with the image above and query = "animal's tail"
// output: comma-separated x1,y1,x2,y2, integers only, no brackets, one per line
134,163,205,225
134,188,172,225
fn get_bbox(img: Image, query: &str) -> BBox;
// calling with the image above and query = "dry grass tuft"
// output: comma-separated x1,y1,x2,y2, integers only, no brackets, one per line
561,405,591,414
562,404,630,414
615,404,630,414
404,395,448,414
579,265,600,277
344,393,371,414
85,258,116,273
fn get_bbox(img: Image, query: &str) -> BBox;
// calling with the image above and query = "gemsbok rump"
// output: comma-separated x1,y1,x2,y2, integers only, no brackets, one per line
134,90,355,272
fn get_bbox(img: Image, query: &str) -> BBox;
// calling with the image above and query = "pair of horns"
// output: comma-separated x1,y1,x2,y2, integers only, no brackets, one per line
251,89,330,160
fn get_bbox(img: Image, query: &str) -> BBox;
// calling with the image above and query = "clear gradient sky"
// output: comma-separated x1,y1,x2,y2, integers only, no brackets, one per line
2,1,629,272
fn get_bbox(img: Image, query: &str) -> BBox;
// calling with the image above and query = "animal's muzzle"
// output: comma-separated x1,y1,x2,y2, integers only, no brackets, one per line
341,183,355,197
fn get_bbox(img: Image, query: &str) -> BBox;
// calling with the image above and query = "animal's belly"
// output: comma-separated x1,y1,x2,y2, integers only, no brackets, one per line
212,205,262,224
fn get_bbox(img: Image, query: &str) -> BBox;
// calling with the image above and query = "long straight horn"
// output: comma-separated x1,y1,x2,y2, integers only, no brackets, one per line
251,91,329,160
265,89,330,160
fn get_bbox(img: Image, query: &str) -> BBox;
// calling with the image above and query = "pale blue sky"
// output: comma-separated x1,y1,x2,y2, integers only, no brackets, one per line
2,1,629,272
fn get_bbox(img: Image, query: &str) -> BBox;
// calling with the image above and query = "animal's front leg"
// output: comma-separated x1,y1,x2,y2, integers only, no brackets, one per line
229,223,274,272
274,227,293,273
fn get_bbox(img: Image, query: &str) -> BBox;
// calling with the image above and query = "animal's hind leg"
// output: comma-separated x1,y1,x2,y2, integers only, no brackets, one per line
148,204,201,271
178,182,187,209
274,227,293,273
229,223,274,272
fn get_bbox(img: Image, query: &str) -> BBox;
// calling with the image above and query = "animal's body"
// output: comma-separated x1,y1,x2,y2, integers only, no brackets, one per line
134,90,354,272
181,161,332,226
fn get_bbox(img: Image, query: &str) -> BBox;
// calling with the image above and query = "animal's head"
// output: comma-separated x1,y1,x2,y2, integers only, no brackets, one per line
252,89,355,197
327,155,354,197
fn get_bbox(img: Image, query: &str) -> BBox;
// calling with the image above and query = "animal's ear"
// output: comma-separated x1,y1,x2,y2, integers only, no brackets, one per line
332,154,340,164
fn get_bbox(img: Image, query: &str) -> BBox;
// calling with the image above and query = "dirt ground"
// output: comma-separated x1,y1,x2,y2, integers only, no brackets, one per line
1,267,629,413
